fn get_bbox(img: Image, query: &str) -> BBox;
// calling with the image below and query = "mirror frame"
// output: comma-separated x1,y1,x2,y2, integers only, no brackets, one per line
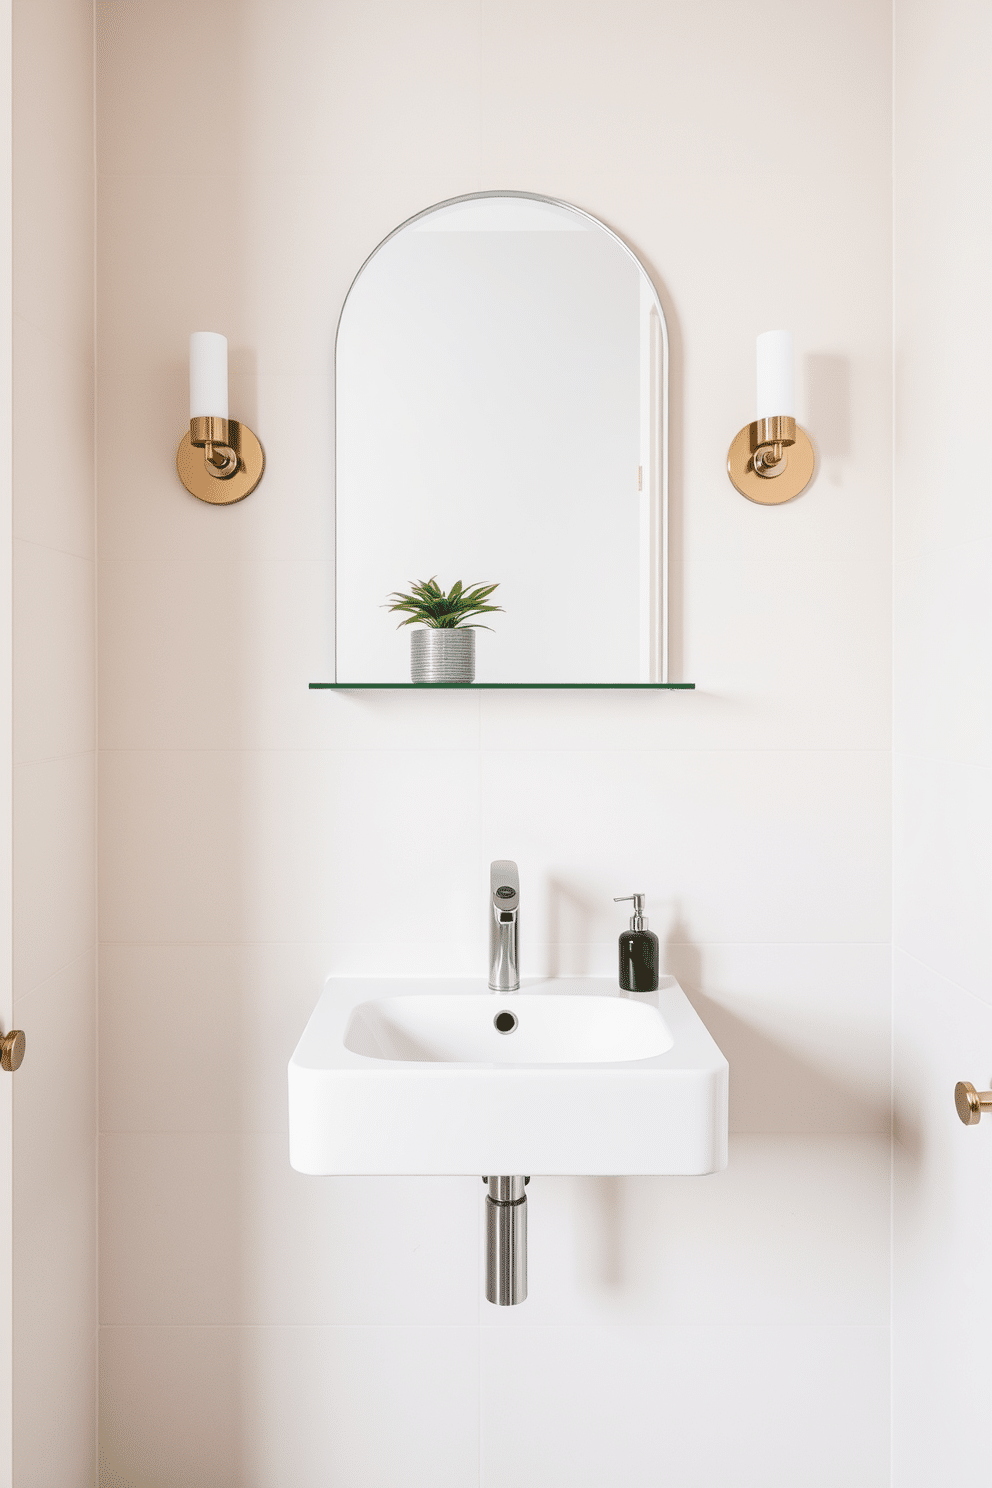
333,190,670,684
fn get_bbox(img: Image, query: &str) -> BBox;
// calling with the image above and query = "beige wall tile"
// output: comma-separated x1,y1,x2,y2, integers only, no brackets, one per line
95,0,895,1478
12,0,96,1476
14,751,95,995
14,540,94,765
100,1323,480,1488
13,324,94,558
101,1133,479,1327
99,746,482,949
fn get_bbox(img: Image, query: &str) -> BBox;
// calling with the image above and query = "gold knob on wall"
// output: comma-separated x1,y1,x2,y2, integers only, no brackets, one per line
0,1030,25,1073
955,1080,992,1126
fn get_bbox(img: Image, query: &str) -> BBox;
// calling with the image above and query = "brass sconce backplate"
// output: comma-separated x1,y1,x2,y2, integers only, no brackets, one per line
727,419,815,505
177,418,265,505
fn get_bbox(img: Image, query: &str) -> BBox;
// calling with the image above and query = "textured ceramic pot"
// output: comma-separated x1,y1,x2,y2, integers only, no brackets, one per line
410,627,476,683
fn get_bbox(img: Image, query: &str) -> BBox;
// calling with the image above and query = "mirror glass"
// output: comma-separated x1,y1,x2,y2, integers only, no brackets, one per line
335,192,668,684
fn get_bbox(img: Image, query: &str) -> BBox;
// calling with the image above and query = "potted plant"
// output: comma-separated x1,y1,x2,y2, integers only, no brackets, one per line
384,577,503,683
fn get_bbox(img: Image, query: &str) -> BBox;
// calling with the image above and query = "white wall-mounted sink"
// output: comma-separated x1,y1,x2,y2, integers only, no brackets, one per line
289,976,728,1177
290,976,729,1309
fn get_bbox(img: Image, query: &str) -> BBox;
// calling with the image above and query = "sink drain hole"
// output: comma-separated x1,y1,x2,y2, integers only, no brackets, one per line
494,1010,518,1034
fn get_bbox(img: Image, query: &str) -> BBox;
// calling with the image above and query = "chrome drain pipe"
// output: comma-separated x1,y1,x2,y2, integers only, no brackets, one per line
484,1176,528,1305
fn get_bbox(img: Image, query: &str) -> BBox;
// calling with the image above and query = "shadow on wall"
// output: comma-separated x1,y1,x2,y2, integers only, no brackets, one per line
664,911,889,1134
524,890,892,1296
805,354,850,485
228,342,259,436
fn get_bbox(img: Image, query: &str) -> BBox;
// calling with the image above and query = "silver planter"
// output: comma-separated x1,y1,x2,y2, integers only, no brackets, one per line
410,627,476,683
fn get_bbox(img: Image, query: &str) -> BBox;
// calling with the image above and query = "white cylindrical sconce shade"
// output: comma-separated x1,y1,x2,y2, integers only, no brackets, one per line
189,331,229,419
755,330,794,419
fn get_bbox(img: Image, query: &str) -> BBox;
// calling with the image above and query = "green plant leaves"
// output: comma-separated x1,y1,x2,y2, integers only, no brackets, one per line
384,576,504,630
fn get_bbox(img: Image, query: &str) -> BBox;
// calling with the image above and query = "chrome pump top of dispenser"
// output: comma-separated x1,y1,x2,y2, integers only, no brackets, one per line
615,893,648,931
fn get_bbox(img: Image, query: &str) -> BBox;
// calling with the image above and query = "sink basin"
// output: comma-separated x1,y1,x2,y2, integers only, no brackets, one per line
343,992,674,1064
289,976,728,1177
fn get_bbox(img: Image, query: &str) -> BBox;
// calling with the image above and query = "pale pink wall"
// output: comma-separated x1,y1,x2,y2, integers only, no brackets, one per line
892,0,992,1480
96,3,893,1484
12,0,96,1483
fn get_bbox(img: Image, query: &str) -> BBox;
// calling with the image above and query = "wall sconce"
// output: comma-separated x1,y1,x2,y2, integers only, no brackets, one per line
176,332,265,504
727,330,814,505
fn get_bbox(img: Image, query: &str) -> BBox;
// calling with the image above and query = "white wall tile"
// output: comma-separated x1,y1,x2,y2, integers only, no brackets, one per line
478,677,890,755
894,536,992,768
894,751,992,1006
893,0,992,1478
478,748,890,950
893,953,992,1484
481,1136,889,1329
480,1323,889,1488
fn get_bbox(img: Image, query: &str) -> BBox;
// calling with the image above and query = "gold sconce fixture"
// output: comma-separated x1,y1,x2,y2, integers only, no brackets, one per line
176,332,264,505
955,1081,992,1126
727,330,814,505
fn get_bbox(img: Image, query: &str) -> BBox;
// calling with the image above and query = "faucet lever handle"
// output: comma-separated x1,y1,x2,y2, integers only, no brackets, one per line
491,859,519,908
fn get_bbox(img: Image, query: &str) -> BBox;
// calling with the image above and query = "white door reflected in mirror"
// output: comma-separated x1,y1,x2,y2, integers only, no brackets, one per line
335,192,669,685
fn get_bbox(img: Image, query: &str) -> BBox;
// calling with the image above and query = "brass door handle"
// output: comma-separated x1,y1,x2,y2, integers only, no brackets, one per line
0,1030,24,1073
955,1081,992,1125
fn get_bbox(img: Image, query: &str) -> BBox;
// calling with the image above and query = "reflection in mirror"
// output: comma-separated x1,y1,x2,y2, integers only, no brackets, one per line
335,192,668,684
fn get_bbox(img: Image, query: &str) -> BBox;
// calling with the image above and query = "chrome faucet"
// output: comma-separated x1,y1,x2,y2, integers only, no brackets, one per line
489,860,520,992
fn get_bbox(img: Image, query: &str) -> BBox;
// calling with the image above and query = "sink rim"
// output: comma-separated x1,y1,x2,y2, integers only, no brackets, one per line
290,974,723,1076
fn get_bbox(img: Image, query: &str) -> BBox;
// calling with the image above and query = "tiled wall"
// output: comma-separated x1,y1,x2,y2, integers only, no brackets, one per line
12,0,96,1482
892,0,992,1480
96,3,893,1483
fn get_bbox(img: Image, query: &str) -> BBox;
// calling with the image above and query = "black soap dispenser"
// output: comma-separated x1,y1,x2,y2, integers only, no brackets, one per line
614,894,659,992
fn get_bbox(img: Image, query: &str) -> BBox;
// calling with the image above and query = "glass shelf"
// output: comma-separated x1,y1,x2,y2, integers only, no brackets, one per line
309,682,695,691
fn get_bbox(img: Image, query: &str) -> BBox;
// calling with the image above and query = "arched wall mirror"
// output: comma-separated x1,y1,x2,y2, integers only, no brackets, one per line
332,191,674,688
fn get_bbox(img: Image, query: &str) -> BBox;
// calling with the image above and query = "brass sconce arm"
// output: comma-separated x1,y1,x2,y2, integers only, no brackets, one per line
177,416,265,505
190,415,240,479
751,415,796,476
728,415,814,505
